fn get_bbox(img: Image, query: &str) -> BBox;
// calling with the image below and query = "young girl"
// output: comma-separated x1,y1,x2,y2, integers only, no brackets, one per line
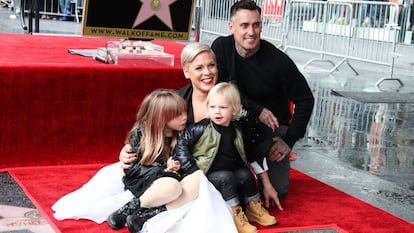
52,89,187,225
107,89,189,230
175,83,277,233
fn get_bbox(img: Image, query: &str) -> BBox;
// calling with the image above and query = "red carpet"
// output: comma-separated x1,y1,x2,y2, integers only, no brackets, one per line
6,164,413,233
0,34,188,170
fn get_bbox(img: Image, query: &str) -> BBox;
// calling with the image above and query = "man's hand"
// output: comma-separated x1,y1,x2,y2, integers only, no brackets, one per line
260,172,284,211
259,108,279,131
268,137,291,162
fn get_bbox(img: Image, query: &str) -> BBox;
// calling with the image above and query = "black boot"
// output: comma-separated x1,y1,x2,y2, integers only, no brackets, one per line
126,205,167,233
107,197,142,230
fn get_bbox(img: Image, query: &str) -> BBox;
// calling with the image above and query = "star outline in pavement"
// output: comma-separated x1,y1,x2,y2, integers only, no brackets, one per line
133,0,177,30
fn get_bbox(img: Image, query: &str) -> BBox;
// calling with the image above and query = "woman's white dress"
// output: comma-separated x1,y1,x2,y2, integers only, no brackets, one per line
52,163,237,233
52,162,135,223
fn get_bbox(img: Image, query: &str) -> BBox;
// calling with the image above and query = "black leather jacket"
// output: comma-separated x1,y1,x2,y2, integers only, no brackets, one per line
174,118,248,176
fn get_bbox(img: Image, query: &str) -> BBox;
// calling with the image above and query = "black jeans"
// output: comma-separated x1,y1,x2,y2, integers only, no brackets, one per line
207,167,258,204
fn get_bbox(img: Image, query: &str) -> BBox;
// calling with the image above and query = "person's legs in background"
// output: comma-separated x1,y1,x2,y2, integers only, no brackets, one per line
59,0,71,21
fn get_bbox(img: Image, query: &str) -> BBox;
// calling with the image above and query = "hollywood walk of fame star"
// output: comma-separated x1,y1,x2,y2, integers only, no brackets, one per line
133,0,177,29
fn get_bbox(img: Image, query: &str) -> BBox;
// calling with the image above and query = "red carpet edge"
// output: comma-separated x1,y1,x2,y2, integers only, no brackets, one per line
6,164,414,233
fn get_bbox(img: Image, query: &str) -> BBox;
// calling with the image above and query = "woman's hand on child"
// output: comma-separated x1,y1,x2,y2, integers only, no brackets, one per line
119,144,136,170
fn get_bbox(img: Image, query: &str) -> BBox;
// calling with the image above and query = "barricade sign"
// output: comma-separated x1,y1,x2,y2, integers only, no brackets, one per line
262,0,285,19
82,0,195,40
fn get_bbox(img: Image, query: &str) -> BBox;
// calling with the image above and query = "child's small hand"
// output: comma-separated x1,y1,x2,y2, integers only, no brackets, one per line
166,157,181,172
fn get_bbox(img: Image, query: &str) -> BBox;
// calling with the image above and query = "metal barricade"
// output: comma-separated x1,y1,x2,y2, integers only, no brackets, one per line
32,0,81,21
284,0,358,73
7,0,28,30
197,0,403,87
282,0,402,86
196,0,235,36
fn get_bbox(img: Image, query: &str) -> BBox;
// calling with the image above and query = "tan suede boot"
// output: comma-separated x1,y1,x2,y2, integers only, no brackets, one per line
232,206,258,233
245,199,277,226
